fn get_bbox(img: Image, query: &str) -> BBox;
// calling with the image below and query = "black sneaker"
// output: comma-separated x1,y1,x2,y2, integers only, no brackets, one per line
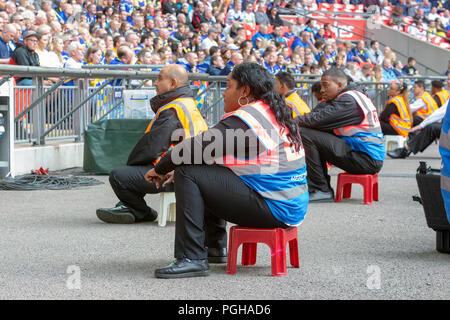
155,258,210,279
96,204,136,224
387,147,411,159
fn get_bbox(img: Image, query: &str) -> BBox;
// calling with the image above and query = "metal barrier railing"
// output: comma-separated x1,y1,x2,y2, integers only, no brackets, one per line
0,66,446,145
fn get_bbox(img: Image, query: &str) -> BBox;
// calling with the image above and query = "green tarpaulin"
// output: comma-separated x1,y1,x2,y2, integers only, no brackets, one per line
83,119,150,174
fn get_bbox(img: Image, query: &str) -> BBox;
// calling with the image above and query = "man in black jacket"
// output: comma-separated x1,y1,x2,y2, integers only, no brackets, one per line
296,68,385,202
11,30,40,85
96,64,208,224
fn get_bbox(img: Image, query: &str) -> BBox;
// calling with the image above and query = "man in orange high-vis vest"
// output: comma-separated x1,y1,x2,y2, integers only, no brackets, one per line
274,72,311,118
96,64,208,224
388,74,450,159
432,80,449,108
410,80,439,124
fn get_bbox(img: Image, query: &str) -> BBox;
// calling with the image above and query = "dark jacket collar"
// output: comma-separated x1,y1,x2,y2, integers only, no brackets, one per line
150,85,194,113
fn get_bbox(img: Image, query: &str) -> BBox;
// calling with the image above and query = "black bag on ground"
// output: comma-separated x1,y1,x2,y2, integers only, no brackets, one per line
83,119,149,174
414,161,450,253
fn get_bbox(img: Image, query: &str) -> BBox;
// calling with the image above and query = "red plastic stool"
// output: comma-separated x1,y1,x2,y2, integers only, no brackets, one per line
335,173,379,205
226,226,300,276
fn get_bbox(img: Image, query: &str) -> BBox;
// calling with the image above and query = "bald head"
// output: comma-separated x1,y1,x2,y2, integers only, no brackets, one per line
165,64,189,86
155,64,189,95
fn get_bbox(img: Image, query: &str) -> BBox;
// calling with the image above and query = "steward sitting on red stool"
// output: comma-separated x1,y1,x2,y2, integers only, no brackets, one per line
296,68,385,202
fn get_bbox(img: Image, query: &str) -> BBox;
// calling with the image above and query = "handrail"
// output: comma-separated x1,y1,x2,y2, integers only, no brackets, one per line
82,64,165,69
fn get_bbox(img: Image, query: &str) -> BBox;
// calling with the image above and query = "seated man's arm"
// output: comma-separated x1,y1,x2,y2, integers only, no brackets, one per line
296,94,364,131
126,109,182,166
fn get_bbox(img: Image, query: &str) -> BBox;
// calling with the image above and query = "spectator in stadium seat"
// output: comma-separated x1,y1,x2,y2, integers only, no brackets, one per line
0,24,16,64
323,23,336,40
402,57,419,76
207,54,224,75
362,0,382,14
251,25,271,47
367,40,384,65
11,31,41,86
408,18,427,38
254,3,270,26
221,51,243,75
162,0,177,15
267,6,284,27
392,60,405,77
291,31,319,57
191,1,206,30
349,40,369,64
381,58,399,82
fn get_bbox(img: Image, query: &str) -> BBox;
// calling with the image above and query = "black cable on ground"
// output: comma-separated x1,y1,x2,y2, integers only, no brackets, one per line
0,174,104,191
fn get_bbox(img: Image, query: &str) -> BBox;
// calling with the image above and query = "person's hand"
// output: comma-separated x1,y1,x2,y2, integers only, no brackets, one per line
162,171,175,188
144,168,165,188
410,125,422,133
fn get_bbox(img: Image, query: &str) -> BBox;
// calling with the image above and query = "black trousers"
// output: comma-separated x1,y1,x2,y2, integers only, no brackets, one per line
109,165,173,220
380,120,399,135
173,165,288,260
300,127,383,193
407,122,442,154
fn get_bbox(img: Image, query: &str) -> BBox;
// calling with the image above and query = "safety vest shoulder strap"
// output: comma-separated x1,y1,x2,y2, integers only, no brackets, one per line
145,97,207,137
224,101,282,151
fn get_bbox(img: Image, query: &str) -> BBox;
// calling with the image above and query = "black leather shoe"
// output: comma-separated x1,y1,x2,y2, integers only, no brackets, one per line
207,247,227,263
309,190,334,203
387,147,411,159
136,208,158,222
155,258,210,279
96,205,136,224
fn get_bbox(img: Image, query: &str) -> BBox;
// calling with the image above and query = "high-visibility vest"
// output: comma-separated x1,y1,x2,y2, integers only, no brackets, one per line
333,90,385,161
439,105,450,223
221,100,309,226
435,89,449,107
285,91,311,118
416,91,439,119
145,97,208,164
388,95,412,137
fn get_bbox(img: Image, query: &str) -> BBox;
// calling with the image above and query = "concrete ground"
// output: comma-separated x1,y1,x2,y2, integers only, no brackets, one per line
0,143,449,300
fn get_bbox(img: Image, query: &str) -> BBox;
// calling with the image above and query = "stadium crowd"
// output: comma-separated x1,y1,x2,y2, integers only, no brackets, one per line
0,0,448,88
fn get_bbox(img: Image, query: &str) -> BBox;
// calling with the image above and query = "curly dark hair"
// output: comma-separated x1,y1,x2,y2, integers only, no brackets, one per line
231,63,303,152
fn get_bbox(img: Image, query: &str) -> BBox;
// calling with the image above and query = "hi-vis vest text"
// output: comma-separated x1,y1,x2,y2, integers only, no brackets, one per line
439,106,450,223
221,101,309,226
388,96,412,137
145,97,208,136
416,92,439,119
285,91,311,118
435,89,449,107
145,97,208,164
333,90,385,161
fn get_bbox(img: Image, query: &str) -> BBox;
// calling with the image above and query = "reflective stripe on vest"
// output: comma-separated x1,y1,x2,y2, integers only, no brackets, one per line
417,92,439,119
145,97,208,165
334,90,383,137
285,91,311,118
221,100,308,226
388,96,412,137
145,97,208,138
439,107,450,222
333,90,385,161
436,89,449,107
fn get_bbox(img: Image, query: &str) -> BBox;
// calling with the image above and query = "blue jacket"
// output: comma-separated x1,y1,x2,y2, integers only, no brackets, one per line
439,100,450,222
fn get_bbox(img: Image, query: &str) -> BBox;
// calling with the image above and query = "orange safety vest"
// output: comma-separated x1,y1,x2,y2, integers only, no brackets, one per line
145,97,208,164
416,91,439,119
285,91,311,118
388,95,412,137
435,89,449,107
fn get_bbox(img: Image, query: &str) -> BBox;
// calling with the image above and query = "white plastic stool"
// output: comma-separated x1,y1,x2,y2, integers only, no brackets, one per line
384,135,406,152
158,192,176,227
